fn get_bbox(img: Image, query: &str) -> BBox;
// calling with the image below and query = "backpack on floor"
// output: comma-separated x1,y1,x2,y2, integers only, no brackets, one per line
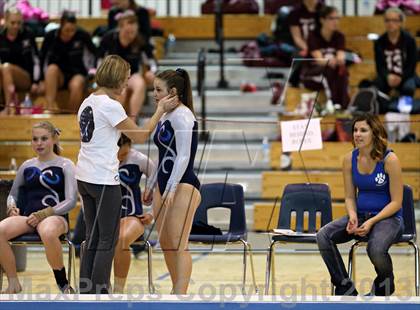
348,87,379,115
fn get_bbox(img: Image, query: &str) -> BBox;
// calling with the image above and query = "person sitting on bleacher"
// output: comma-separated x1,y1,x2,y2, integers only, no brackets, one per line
40,10,97,113
302,5,349,109
99,10,157,121
287,0,324,86
108,0,152,45
0,121,77,294
317,113,404,296
374,8,417,103
288,0,323,58
0,7,40,115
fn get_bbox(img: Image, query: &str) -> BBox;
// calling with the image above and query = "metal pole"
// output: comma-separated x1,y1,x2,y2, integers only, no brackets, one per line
166,0,171,16
197,49,209,141
354,0,359,16
342,0,346,16
178,0,182,16
88,0,93,16
215,0,228,89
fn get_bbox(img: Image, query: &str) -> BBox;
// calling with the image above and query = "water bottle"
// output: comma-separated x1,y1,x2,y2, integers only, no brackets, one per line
165,33,176,56
21,93,33,115
8,86,18,115
262,136,270,163
9,157,17,172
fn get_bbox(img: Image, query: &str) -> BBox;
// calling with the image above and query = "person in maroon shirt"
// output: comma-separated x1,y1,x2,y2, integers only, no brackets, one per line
288,0,323,57
374,7,417,102
287,0,324,87
302,5,349,109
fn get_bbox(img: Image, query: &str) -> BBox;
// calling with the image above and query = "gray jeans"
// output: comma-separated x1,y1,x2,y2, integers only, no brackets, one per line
77,181,121,294
317,214,404,295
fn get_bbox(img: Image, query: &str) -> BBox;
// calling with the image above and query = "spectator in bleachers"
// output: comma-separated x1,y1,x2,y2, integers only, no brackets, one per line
302,5,349,109
317,113,404,296
287,0,324,86
0,121,77,294
0,7,40,115
108,0,152,44
374,8,417,103
40,10,97,113
288,0,323,58
99,10,157,121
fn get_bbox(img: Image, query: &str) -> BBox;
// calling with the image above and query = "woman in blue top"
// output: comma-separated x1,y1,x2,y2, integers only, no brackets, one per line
317,113,404,296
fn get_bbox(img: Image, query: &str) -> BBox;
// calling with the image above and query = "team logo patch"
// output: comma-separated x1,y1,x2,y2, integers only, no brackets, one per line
80,106,95,142
375,172,386,185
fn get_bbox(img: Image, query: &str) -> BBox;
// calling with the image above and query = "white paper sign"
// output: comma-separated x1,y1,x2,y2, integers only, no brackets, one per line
281,118,323,152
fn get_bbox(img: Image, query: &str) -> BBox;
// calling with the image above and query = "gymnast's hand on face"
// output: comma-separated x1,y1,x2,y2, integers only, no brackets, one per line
157,94,179,113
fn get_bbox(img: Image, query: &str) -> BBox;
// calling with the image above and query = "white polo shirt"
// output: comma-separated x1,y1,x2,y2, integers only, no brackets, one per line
76,93,127,185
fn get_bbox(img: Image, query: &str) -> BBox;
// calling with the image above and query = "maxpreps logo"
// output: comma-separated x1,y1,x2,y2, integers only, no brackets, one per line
375,172,387,186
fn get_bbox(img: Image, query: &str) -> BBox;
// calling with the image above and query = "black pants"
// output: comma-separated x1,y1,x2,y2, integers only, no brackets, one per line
77,181,121,294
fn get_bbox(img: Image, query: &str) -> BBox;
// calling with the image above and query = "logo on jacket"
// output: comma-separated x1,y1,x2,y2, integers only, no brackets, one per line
375,172,386,185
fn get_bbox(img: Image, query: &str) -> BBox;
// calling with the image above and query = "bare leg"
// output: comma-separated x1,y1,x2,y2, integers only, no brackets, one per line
0,216,35,293
44,64,64,112
113,217,144,293
152,188,177,290
36,216,68,270
0,63,31,113
67,74,86,113
127,73,147,121
158,184,201,294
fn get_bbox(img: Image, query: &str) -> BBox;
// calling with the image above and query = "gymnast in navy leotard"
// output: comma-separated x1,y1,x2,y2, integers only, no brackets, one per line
144,68,201,294
0,121,77,294
112,134,155,293
152,106,200,196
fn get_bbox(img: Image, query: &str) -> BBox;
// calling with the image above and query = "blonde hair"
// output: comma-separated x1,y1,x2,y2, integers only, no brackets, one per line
95,55,130,89
5,7,22,19
385,7,405,22
32,121,61,155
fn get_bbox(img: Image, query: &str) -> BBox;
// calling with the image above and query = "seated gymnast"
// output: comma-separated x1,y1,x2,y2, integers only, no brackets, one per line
0,121,77,294
317,114,404,296
113,134,155,293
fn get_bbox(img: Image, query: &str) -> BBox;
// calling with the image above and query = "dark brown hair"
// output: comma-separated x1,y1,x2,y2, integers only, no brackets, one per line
117,10,146,50
60,10,76,26
351,113,388,161
118,133,132,147
32,121,61,155
156,69,194,114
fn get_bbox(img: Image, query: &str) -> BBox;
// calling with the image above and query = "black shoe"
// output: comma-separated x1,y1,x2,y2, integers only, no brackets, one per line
371,277,395,296
334,279,358,296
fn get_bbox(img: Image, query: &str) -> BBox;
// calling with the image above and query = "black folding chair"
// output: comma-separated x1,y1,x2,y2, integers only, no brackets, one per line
265,183,333,295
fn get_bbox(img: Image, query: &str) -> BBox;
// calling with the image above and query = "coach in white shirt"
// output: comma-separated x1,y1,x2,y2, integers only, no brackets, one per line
76,55,177,294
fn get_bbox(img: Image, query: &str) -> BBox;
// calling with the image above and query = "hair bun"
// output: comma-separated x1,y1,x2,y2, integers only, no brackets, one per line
175,68,186,78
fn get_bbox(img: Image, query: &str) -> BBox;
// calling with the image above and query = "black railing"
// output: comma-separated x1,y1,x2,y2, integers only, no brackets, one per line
197,48,209,142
